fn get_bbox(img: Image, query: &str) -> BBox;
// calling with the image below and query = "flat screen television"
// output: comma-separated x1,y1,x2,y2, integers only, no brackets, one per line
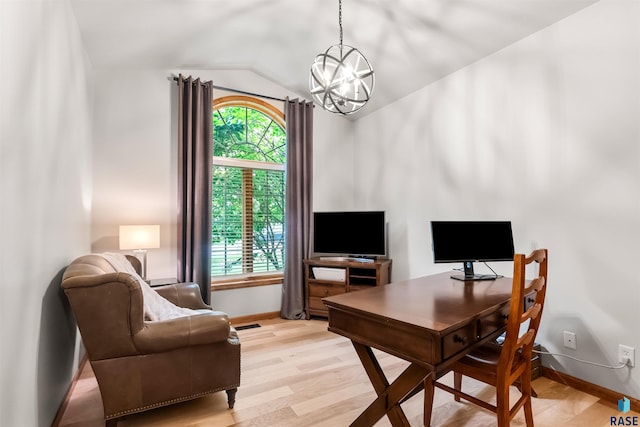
313,211,386,259
431,221,514,281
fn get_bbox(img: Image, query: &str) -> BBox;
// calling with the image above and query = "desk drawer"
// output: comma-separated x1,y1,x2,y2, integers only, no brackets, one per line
442,324,477,360
478,305,509,338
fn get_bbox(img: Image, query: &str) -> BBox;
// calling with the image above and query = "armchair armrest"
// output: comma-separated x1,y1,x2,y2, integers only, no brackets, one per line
153,282,211,310
133,311,231,353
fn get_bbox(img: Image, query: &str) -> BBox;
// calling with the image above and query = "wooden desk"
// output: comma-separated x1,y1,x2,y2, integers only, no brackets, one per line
323,272,516,427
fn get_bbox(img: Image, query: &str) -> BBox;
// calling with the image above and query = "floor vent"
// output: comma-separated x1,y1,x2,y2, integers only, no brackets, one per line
235,323,261,330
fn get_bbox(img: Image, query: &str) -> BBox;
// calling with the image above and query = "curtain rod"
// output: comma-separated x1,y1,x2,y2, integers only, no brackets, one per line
171,76,287,103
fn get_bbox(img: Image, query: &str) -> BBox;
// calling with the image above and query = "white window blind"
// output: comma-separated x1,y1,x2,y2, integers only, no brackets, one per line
211,164,285,276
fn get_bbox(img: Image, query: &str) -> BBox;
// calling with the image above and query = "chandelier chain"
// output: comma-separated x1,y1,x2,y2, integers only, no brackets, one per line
339,0,343,46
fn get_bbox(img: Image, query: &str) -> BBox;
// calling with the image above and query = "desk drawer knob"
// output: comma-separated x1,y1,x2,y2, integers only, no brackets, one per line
453,334,467,345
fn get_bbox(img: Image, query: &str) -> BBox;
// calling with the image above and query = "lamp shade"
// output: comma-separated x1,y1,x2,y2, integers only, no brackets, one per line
119,225,160,250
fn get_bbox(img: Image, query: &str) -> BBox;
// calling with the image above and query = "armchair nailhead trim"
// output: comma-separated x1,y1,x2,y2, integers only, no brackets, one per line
105,383,240,420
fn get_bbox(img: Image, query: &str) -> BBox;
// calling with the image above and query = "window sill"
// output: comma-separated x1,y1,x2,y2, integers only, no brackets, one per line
211,273,284,291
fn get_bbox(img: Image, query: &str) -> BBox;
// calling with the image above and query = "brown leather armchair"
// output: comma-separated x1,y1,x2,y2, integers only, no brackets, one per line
61,254,240,426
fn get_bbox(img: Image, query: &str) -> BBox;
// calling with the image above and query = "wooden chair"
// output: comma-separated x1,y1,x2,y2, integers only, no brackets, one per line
432,249,548,427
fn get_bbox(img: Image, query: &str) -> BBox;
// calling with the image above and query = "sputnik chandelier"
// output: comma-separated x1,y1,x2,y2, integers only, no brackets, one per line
309,0,375,115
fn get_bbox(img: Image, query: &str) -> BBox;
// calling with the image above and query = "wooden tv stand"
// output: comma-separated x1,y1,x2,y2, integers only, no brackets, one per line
304,257,392,319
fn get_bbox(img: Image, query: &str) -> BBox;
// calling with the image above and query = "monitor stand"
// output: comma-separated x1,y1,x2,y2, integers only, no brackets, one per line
450,261,497,281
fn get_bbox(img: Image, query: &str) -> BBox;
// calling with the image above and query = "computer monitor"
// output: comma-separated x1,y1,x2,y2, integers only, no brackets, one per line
430,221,515,281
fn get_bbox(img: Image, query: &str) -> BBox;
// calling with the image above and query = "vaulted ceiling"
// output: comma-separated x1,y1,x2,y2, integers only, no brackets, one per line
71,0,597,118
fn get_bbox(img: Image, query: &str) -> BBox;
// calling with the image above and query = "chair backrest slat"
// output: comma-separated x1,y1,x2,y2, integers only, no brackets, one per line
520,303,541,324
516,329,536,348
524,276,545,294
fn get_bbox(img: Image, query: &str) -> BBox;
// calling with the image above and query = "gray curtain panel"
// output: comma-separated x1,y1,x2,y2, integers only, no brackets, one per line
176,74,213,305
281,98,314,319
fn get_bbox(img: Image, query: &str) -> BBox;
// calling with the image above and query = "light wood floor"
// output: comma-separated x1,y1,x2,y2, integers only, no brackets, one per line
58,318,637,426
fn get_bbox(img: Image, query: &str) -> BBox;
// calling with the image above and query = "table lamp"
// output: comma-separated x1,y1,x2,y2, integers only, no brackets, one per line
119,225,160,280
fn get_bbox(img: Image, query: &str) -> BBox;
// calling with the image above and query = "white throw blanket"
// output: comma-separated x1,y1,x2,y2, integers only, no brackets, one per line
101,252,198,321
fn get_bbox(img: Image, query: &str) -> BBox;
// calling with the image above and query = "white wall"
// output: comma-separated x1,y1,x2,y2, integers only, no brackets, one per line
90,68,352,317
0,0,93,425
354,0,640,398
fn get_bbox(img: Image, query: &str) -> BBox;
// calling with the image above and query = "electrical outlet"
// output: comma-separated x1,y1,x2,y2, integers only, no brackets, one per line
619,345,635,367
563,331,577,350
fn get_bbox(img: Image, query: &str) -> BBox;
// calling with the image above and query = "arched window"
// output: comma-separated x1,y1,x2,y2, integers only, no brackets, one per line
211,96,286,279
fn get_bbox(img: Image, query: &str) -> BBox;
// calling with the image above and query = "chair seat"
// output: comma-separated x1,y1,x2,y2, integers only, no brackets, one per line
463,342,503,366
454,342,527,389
463,342,526,367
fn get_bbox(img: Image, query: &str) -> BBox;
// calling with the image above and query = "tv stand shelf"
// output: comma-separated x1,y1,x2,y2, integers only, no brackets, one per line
304,258,392,319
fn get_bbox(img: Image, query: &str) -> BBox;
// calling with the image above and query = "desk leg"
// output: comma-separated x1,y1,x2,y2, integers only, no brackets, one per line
351,342,429,427
423,373,435,427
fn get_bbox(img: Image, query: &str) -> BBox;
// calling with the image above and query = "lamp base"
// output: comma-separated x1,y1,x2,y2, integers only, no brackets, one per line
132,249,148,280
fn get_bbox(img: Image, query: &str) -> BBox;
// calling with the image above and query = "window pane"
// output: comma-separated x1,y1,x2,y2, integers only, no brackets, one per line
211,166,244,276
252,169,285,272
211,165,285,276
213,106,285,163
211,102,286,278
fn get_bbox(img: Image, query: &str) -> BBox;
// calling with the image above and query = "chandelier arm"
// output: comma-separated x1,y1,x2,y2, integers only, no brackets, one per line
311,50,348,90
